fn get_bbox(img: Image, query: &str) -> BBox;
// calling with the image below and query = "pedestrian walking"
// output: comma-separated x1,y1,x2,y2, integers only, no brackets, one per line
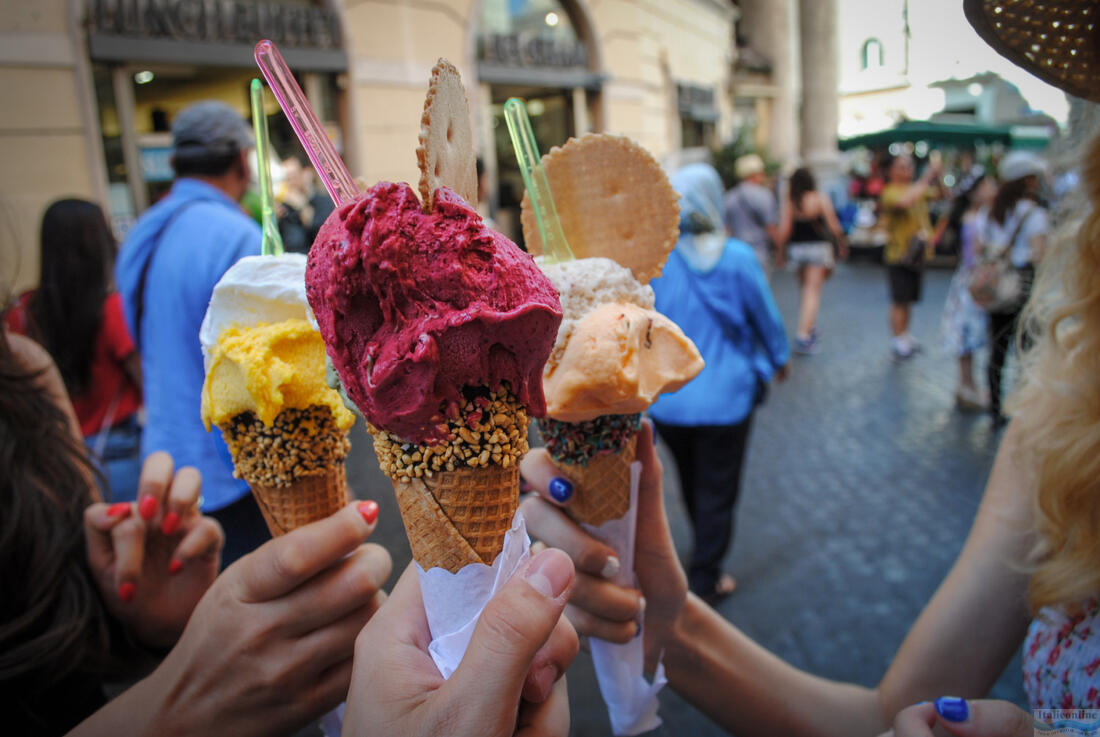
115,100,267,566
648,163,790,604
775,167,848,354
980,151,1050,428
4,199,143,501
880,152,942,360
937,173,996,411
722,153,778,274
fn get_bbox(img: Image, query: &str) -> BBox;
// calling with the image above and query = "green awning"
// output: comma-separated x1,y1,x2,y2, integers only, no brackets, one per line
838,120,1040,151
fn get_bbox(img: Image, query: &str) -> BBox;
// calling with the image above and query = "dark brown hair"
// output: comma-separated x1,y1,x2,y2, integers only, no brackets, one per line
0,333,131,730
789,167,817,210
990,175,1032,225
26,199,117,396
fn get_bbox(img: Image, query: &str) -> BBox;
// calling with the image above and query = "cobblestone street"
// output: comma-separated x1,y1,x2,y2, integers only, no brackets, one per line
346,261,1027,736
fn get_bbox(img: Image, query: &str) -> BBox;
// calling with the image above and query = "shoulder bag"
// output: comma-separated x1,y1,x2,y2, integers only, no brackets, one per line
967,205,1034,313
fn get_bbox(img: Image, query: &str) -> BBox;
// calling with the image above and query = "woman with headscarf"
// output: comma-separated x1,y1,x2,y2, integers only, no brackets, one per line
646,163,790,603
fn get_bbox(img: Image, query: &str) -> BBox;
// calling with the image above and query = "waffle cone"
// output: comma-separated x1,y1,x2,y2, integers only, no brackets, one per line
250,463,350,537
553,434,637,526
393,465,519,573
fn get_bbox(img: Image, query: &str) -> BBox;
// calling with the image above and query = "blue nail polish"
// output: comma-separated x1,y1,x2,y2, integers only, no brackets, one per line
934,696,969,723
548,477,573,503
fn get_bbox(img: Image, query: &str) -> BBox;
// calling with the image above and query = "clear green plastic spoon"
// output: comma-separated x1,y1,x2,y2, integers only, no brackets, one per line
250,78,284,257
503,98,574,264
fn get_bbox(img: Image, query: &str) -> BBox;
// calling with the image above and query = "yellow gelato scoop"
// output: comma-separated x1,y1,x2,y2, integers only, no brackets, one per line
543,302,704,422
201,318,354,431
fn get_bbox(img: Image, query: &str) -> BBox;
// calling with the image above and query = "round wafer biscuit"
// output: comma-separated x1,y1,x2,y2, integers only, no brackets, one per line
521,134,680,283
417,59,478,211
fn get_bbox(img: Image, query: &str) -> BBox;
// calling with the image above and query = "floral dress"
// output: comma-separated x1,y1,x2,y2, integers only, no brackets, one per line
1023,597,1100,710
940,215,988,357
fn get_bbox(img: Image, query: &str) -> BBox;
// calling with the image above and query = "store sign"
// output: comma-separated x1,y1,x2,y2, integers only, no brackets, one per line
88,0,342,49
479,32,587,69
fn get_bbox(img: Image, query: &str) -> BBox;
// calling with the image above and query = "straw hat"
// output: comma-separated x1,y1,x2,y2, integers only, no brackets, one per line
963,0,1100,103
735,153,765,180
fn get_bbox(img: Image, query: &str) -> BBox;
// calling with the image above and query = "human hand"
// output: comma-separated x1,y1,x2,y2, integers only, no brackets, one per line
885,698,1034,737
85,452,223,649
838,238,850,262
774,363,790,383
137,501,391,737
521,420,688,672
343,550,579,737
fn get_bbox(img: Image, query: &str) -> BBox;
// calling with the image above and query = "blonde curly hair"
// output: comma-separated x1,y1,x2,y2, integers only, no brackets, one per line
1010,133,1100,613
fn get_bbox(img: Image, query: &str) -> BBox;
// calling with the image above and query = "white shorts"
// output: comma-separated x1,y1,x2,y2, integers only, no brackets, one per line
788,242,835,270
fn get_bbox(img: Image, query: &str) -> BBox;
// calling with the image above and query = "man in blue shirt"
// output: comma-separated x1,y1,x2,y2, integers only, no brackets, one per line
116,101,266,565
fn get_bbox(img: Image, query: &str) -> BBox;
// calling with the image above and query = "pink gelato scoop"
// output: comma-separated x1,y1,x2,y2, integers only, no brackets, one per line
306,181,562,444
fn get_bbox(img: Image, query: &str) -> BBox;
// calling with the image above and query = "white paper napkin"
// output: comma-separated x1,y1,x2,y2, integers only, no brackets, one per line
583,461,666,735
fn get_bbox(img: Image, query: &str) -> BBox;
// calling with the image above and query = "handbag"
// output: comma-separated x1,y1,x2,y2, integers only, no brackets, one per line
900,234,928,269
967,205,1034,312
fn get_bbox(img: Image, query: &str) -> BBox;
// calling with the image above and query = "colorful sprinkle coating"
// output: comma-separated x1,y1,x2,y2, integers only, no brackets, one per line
223,406,350,487
370,384,530,480
537,413,642,465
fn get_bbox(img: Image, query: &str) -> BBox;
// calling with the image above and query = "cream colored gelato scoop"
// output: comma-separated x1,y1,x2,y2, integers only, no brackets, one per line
543,302,703,422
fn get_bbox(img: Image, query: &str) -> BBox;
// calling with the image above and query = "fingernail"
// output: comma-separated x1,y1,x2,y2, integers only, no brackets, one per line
138,495,158,521
934,696,969,723
638,596,646,615
161,512,181,535
169,559,184,575
532,663,557,701
118,582,136,603
548,477,573,503
107,502,131,518
524,548,573,599
601,556,620,579
358,500,379,525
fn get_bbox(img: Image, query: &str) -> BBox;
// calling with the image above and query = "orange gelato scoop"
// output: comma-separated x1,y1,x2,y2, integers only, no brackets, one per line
543,302,704,422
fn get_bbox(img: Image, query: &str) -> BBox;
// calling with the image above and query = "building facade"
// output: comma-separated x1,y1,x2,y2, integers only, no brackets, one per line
0,0,736,294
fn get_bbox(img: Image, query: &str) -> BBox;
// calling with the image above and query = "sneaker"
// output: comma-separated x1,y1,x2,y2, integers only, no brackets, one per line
891,337,914,361
794,335,819,355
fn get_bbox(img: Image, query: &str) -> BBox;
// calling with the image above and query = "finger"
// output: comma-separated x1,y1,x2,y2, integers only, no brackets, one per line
522,614,579,703
278,542,393,635
169,517,225,573
520,448,577,507
443,548,574,711
520,496,620,579
890,702,936,737
161,466,201,536
564,602,637,644
931,698,1034,737
517,675,571,737
84,502,134,569
231,500,380,602
135,451,175,525
635,420,664,522
300,656,356,725
570,573,644,623
362,563,433,650
298,594,387,674
110,515,148,603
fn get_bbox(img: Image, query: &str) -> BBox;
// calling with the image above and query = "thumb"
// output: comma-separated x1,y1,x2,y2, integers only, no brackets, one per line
932,698,1034,737
444,549,574,713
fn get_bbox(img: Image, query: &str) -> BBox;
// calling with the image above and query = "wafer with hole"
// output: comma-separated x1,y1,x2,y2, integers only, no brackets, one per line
521,134,680,284
417,59,478,211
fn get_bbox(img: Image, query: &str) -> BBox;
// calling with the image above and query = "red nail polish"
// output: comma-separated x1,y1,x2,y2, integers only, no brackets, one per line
161,512,181,536
118,582,136,603
138,495,158,521
358,500,379,525
169,559,184,575
107,502,131,518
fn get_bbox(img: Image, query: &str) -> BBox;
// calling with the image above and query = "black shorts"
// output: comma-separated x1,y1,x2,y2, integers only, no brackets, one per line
888,264,922,304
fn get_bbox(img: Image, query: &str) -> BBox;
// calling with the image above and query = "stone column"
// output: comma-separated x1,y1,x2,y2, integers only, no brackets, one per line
738,0,800,169
799,0,840,174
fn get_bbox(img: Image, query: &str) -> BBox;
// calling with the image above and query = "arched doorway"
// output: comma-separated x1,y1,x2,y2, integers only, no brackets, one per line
474,0,601,246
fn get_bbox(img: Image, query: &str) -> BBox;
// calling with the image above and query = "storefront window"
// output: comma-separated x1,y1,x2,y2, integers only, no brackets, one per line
92,64,136,237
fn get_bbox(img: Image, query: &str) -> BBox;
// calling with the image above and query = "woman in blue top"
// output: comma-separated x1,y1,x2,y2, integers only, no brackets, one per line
648,163,790,603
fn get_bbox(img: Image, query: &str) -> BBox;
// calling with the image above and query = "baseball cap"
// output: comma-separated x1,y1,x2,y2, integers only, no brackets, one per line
998,151,1048,183
735,153,765,180
172,100,254,158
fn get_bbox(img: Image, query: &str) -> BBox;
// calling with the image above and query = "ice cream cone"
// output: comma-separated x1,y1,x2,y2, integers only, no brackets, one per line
251,463,350,536
553,433,637,526
392,465,519,573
